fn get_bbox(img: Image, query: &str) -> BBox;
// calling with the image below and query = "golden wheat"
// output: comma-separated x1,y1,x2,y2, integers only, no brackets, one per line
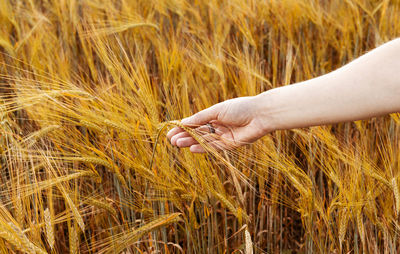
1,0,399,253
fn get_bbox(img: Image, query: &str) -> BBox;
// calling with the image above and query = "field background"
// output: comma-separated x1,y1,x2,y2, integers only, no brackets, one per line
1,0,400,253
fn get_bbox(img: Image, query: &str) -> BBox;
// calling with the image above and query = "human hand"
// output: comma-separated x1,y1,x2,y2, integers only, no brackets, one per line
166,95,271,153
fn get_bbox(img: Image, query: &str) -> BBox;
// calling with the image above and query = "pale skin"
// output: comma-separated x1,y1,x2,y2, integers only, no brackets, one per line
167,38,400,153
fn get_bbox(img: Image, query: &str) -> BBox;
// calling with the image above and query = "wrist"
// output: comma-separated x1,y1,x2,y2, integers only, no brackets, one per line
252,88,282,134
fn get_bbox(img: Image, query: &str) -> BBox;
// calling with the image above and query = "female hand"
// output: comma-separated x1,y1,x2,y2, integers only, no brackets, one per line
166,96,271,153
167,38,400,153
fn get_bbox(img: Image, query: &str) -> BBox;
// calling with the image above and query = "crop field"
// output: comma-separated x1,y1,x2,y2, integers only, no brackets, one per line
0,0,400,253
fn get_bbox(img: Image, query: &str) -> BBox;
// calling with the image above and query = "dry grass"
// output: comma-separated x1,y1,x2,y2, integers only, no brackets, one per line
0,0,400,253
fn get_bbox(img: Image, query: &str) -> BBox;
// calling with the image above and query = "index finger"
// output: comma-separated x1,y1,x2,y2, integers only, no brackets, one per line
181,104,221,126
166,127,185,140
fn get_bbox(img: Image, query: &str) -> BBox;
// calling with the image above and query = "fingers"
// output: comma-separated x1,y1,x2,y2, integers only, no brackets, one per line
181,104,221,126
168,122,221,146
171,132,232,153
190,144,205,153
166,127,184,141
176,136,197,147
167,103,221,143
174,125,223,148
170,131,191,146
167,102,223,150
168,114,230,153
169,129,215,148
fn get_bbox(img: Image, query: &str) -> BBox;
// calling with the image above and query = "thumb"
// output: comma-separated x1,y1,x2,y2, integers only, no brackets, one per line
181,104,220,126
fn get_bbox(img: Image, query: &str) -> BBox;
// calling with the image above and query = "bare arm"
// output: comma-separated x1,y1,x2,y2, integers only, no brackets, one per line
258,38,400,132
167,38,400,153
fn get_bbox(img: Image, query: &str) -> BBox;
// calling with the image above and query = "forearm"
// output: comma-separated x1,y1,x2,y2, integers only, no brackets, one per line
256,38,400,132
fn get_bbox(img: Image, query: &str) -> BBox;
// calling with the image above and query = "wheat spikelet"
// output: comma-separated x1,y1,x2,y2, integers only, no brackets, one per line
392,177,400,216
245,227,253,254
8,222,35,254
80,120,106,133
15,193,24,228
103,119,131,133
44,208,55,249
215,193,237,216
226,163,245,205
180,194,193,201
84,22,159,37
7,222,47,254
66,156,127,186
171,187,185,193
49,89,93,98
85,197,117,217
22,171,99,197
136,86,159,125
368,171,389,186
23,124,60,147
67,156,114,169
60,189,85,232
339,210,348,250
0,229,45,254
108,213,181,254
69,224,78,254
136,213,182,234
114,171,128,187
71,205,85,232
210,174,223,190
0,228,26,253
357,211,365,251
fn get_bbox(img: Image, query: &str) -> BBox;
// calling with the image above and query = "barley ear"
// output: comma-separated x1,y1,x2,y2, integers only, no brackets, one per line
339,209,348,251
392,177,400,216
245,227,253,254
44,208,55,249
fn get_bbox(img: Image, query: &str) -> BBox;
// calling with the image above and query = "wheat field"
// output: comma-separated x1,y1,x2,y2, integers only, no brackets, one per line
1,0,400,253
